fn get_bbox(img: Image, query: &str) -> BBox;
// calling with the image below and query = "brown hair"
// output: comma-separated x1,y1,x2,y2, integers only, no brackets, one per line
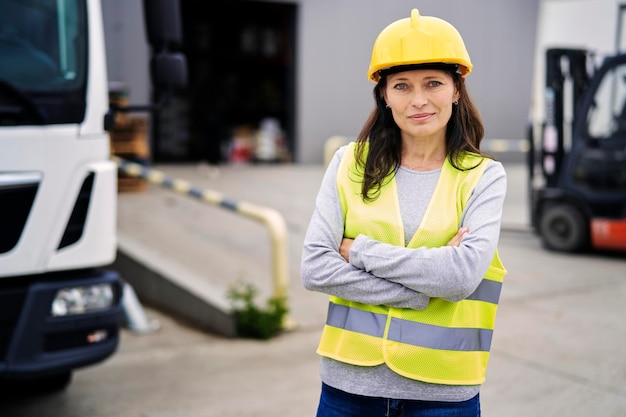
354,66,489,201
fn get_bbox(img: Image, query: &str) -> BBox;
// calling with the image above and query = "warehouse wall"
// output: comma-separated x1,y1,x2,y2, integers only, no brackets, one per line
101,0,149,106
101,0,539,164
293,0,538,162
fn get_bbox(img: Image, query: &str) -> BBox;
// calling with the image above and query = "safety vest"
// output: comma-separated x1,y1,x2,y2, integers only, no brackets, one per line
317,142,507,385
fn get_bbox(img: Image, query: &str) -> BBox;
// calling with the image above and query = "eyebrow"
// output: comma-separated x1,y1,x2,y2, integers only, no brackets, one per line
390,74,447,82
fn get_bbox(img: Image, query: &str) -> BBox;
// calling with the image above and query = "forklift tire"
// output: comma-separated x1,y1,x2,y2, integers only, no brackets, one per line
539,204,588,252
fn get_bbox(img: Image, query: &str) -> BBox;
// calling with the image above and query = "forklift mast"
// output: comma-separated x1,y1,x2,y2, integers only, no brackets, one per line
538,48,590,188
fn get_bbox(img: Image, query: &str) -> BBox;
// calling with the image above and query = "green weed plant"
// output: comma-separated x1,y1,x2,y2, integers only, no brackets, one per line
226,279,288,340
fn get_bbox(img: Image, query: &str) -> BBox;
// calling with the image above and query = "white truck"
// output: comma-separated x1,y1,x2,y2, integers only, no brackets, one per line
0,0,185,390
527,0,626,253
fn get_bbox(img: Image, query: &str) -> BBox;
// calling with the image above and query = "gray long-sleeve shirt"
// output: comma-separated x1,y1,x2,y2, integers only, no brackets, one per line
301,145,507,402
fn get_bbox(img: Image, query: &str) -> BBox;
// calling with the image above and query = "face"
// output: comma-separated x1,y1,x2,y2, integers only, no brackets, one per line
383,69,459,142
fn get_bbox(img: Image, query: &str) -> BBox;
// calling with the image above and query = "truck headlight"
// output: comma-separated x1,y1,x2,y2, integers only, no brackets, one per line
51,283,115,316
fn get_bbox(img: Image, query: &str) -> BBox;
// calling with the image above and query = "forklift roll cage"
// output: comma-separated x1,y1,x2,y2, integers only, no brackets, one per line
528,48,626,252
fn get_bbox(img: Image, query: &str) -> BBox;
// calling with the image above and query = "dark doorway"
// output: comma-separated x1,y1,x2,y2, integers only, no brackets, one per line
153,1,297,164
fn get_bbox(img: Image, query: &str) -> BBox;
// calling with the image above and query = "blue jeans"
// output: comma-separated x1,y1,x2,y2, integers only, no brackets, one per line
315,383,481,417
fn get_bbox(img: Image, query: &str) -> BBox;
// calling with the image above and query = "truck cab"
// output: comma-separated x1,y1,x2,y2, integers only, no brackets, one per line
0,0,185,391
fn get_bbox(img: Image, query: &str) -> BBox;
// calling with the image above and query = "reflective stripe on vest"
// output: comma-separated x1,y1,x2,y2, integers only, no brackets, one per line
316,142,507,385
327,275,503,352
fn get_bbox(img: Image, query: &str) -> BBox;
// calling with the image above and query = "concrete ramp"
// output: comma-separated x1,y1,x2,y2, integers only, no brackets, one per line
114,232,236,337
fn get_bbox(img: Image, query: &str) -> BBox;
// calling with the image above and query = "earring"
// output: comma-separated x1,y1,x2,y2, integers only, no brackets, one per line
453,101,458,106
386,104,390,109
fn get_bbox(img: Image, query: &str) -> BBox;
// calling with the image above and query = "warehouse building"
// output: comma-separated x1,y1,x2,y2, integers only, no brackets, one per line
102,0,538,164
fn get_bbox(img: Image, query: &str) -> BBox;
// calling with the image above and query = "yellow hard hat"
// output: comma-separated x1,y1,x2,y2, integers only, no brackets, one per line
367,9,472,82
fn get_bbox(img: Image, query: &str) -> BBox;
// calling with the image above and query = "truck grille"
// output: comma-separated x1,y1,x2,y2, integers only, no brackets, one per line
0,287,27,361
0,180,39,254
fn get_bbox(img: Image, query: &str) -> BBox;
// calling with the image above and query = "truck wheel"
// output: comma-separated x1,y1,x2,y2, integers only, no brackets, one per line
539,204,588,252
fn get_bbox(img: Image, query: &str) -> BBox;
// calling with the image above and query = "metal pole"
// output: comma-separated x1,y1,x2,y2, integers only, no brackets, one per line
111,155,295,330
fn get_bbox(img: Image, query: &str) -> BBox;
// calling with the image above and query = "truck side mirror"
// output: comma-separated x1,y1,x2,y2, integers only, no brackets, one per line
143,0,187,94
143,0,182,49
151,51,187,91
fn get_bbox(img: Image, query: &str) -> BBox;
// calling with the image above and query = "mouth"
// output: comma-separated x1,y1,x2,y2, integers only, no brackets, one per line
409,113,433,121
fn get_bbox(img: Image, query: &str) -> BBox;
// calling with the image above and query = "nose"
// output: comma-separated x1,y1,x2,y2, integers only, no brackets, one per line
410,89,428,107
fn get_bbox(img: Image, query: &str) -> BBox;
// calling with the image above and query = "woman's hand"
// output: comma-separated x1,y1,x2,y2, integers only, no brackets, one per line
447,227,469,247
340,238,354,261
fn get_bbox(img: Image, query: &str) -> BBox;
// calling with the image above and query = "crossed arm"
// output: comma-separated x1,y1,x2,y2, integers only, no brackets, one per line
301,148,506,309
339,227,469,261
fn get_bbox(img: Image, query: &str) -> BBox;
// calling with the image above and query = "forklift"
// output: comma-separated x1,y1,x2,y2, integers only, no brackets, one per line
528,45,626,253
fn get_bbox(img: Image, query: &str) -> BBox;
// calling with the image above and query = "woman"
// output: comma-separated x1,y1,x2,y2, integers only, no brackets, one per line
301,9,507,417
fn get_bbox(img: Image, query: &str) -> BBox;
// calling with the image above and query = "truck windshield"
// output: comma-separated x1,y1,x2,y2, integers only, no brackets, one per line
0,0,87,125
587,60,626,140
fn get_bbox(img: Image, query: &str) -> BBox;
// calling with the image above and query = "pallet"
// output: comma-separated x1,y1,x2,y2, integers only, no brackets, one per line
110,134,150,157
117,175,148,193
110,117,150,159
111,116,150,193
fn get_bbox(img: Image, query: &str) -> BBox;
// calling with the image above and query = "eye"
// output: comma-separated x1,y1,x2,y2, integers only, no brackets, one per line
427,80,443,88
391,82,409,91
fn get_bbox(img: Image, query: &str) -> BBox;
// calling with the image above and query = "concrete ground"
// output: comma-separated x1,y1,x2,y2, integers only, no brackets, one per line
3,159,620,417
2,159,626,417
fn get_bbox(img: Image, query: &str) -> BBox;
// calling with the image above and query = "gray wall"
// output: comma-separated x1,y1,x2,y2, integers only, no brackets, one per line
295,0,539,162
101,0,149,104
101,0,539,164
